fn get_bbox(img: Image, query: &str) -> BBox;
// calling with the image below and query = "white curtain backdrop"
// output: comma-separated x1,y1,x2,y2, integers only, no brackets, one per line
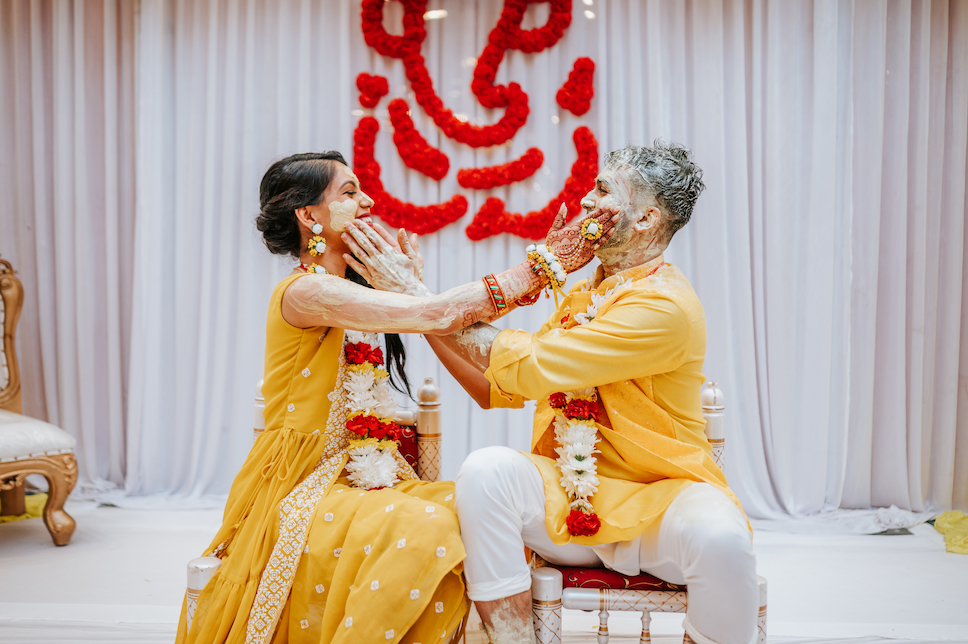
1,0,965,530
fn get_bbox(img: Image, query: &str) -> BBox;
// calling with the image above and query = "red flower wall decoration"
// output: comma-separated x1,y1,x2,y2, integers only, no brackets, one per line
355,0,599,240
465,127,599,241
557,58,595,116
357,73,390,108
457,148,544,190
354,116,468,235
388,98,450,181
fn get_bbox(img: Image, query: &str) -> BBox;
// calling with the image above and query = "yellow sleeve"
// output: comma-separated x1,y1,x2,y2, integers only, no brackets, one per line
484,290,691,401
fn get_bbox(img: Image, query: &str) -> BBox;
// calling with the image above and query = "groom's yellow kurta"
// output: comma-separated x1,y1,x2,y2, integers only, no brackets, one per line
484,255,746,546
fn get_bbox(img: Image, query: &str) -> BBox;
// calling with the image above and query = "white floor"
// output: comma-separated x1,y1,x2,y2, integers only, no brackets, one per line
0,500,966,644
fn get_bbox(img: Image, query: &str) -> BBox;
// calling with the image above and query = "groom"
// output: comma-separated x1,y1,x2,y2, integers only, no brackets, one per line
348,142,759,644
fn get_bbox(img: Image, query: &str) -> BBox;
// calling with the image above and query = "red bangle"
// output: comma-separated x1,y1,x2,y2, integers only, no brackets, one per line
483,274,509,314
514,292,541,306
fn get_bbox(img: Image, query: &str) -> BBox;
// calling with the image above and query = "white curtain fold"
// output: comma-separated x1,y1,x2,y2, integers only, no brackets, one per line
0,0,965,528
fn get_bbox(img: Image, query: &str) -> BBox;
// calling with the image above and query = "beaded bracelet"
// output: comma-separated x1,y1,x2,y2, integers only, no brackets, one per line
483,274,509,314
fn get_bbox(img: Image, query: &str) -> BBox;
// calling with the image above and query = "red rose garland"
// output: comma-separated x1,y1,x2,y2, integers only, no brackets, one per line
388,98,450,181
353,116,468,235
556,57,595,116
357,73,390,108
465,126,599,240
457,147,543,190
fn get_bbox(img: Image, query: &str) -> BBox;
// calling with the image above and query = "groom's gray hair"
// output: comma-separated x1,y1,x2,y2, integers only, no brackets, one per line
605,141,705,238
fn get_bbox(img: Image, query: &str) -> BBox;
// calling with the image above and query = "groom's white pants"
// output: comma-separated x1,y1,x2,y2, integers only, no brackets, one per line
455,446,758,644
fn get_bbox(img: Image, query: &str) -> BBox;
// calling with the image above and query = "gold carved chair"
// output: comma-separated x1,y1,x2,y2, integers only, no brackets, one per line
0,256,78,545
530,382,768,644
185,376,444,631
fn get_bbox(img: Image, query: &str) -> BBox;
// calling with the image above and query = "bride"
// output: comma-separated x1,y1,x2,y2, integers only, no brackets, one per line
176,151,614,644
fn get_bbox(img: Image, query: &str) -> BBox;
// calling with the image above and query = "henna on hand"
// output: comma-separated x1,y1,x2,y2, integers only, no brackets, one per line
544,202,620,273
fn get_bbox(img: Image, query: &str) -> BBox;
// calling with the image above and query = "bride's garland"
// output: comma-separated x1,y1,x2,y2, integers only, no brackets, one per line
342,330,405,490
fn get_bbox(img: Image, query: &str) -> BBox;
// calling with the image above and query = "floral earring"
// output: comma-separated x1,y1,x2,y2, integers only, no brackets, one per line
308,222,326,256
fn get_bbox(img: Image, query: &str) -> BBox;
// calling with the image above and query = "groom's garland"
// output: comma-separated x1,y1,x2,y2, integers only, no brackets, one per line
551,389,602,536
342,331,405,490
550,276,641,537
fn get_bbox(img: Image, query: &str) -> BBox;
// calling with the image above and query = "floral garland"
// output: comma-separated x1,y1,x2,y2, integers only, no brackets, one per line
353,116,469,234
550,388,601,536
388,98,450,181
556,57,595,116
360,0,572,148
342,330,405,490
465,126,599,240
357,72,390,108
457,147,543,190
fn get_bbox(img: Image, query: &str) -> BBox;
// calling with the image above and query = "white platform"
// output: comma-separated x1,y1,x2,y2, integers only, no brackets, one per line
0,500,966,643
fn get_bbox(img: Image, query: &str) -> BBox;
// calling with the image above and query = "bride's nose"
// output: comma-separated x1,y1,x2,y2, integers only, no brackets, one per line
360,191,374,208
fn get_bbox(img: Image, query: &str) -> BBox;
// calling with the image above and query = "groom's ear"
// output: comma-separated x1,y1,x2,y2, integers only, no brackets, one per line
632,206,662,233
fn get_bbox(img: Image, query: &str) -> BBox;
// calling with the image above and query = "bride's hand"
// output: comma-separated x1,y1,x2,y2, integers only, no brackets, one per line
544,203,620,273
342,221,429,295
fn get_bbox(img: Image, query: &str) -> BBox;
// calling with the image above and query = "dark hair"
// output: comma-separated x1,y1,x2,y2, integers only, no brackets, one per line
257,152,412,398
605,141,705,238
257,151,347,257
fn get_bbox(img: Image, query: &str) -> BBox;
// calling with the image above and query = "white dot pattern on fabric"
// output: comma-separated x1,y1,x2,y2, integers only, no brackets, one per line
315,584,325,594
303,543,309,553
440,630,447,639
324,513,334,522
364,544,372,555
359,492,366,496
385,630,394,639
410,589,420,600
300,619,309,629
385,504,394,512
334,548,342,557
397,538,406,549
444,494,453,501
370,580,379,590
302,368,311,378
345,617,353,628
312,429,320,435
435,602,444,614
436,546,446,557
287,403,295,412
425,506,435,513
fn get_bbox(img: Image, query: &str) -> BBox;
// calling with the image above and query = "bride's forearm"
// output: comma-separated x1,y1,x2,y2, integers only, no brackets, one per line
283,262,545,334
434,322,501,373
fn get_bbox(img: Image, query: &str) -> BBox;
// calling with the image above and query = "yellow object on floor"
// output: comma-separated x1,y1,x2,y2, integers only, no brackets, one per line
0,492,47,523
934,511,968,554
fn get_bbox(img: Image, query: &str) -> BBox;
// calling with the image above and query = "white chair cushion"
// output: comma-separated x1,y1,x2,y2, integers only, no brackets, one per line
0,410,76,462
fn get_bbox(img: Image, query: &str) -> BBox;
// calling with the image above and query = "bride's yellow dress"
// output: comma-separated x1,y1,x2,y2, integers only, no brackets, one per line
176,274,467,644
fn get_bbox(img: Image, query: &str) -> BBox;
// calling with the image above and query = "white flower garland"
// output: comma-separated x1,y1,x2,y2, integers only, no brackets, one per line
342,330,402,490
553,388,601,513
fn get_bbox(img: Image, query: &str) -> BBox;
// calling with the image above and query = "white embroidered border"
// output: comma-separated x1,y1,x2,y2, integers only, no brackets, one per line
245,336,353,644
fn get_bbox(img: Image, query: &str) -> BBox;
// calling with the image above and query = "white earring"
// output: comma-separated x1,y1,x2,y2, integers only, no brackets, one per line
311,223,323,235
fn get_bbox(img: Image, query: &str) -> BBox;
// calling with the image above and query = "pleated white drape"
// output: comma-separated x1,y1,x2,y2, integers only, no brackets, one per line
0,0,965,529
